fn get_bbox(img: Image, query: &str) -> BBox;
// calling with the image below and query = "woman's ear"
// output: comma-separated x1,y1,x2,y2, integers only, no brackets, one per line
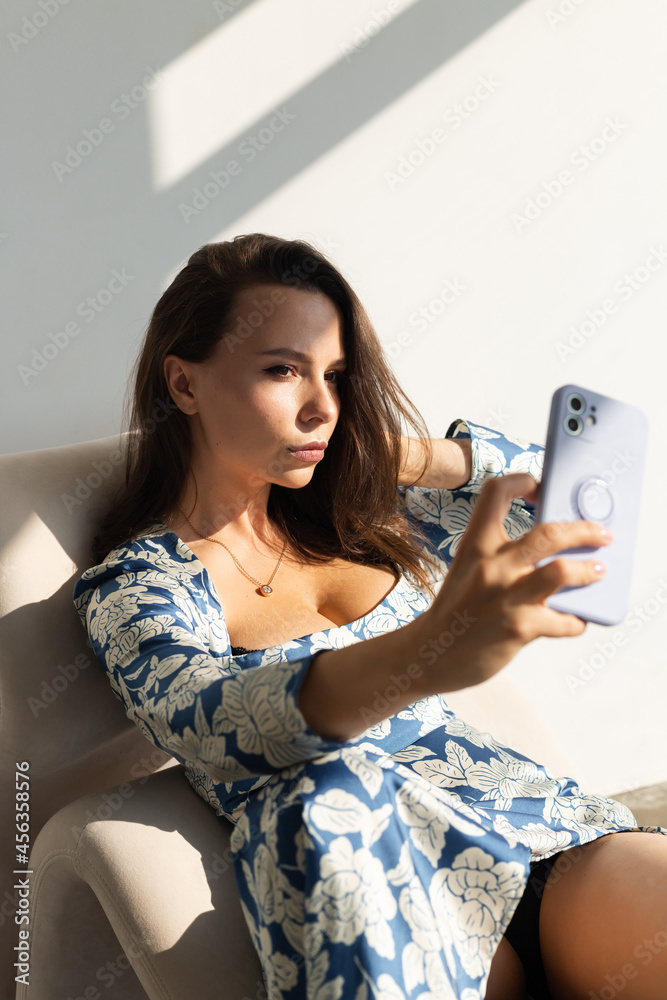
163,355,198,415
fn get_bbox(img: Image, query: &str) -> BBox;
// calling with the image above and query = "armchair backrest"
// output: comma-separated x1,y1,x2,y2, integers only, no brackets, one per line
0,433,173,996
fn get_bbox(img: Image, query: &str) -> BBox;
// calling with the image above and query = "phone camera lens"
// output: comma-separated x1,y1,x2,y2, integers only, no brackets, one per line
565,415,583,435
567,393,585,413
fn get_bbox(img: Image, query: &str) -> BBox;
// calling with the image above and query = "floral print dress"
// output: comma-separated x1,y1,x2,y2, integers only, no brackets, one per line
72,418,666,999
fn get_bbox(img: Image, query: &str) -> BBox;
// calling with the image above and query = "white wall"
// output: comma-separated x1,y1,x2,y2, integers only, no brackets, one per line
2,0,666,794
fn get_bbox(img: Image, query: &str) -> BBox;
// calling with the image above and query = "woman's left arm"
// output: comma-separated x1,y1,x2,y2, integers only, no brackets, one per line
396,434,472,489
396,418,545,576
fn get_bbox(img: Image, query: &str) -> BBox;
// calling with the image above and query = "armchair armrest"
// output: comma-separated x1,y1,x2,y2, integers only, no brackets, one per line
18,766,263,1000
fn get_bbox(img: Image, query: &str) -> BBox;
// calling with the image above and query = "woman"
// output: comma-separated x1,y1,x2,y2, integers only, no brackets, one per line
73,234,667,1000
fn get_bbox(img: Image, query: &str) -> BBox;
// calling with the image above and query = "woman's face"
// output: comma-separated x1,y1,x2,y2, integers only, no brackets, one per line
165,283,347,491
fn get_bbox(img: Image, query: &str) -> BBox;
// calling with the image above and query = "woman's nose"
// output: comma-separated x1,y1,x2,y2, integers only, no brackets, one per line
300,376,338,421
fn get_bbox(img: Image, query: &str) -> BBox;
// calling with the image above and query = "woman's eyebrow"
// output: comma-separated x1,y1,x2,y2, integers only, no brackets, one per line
257,347,347,365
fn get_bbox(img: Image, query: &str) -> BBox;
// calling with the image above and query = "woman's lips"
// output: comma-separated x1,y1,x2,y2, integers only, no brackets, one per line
288,448,325,462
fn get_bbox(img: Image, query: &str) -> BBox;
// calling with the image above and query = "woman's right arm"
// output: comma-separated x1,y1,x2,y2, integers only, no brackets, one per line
75,559,362,784
76,475,609,782
298,473,612,740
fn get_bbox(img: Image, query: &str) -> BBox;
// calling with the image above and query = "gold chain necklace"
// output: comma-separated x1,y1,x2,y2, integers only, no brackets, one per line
174,502,287,597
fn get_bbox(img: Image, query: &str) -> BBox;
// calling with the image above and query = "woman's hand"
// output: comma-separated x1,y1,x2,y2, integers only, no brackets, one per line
418,472,612,693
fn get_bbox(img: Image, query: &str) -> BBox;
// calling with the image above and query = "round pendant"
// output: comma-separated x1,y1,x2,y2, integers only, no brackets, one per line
259,585,273,596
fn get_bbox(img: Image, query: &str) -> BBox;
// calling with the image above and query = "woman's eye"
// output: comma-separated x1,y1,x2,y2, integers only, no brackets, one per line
265,366,344,383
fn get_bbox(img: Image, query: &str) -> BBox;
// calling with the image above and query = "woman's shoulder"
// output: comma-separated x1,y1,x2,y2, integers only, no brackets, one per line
71,520,209,622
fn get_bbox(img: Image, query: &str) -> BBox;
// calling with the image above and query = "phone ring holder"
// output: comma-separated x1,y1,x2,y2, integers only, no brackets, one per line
575,477,614,523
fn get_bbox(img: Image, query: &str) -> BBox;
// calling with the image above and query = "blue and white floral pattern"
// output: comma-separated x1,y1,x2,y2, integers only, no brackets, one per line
72,418,665,999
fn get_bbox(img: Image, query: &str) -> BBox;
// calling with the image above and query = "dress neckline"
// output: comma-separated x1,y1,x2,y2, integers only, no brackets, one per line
141,520,408,657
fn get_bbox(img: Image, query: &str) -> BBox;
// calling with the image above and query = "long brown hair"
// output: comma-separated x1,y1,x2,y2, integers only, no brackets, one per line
91,234,442,596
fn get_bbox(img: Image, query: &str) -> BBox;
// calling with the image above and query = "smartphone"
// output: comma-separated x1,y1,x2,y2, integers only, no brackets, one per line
533,384,649,626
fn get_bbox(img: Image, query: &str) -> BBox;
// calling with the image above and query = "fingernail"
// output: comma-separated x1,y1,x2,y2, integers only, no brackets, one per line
593,562,607,574
598,528,614,542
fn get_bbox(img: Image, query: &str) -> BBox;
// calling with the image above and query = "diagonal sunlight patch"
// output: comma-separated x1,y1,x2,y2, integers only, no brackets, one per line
148,0,421,191
0,511,78,611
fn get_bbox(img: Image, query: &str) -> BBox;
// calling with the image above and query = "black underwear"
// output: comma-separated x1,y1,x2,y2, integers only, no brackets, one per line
503,851,565,999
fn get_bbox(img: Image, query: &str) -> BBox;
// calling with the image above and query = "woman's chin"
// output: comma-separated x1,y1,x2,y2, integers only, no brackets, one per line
275,469,316,489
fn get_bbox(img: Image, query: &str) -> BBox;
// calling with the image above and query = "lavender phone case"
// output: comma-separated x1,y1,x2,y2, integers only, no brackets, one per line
533,384,649,626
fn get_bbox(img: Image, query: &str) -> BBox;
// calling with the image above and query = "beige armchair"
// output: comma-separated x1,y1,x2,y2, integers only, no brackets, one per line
0,433,264,1000
1,432,664,1000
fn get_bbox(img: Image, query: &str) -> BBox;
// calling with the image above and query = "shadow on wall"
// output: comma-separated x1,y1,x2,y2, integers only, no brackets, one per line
5,0,527,451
